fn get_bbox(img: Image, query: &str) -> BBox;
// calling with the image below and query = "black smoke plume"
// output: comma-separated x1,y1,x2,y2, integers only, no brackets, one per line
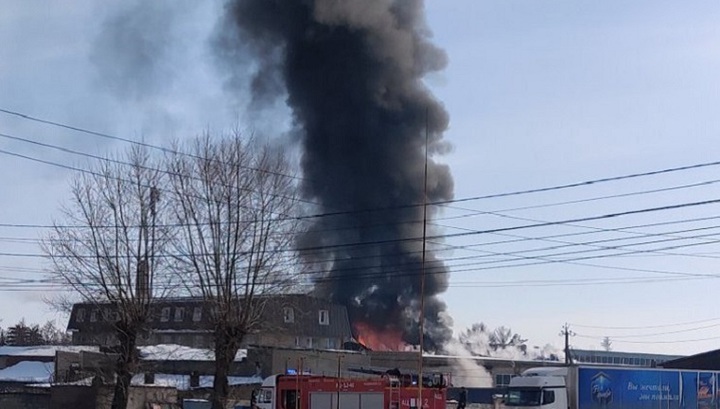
218,0,454,350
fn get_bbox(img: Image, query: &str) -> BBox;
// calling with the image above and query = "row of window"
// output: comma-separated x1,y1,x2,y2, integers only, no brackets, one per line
158,306,203,323
75,306,204,323
283,307,331,326
574,355,663,366
293,336,339,349
78,305,333,326
76,308,118,323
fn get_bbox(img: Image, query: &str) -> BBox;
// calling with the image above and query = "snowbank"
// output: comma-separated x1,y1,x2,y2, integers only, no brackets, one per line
131,373,262,390
139,344,247,362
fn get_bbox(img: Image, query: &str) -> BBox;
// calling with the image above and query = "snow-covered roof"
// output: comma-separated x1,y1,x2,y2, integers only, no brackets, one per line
138,344,247,362
131,373,262,390
0,361,54,383
0,345,98,357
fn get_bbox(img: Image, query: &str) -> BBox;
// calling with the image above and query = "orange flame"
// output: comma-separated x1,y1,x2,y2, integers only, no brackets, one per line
353,322,408,351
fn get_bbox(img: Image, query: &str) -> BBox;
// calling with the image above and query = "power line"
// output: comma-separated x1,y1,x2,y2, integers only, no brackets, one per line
6,106,720,216
0,130,318,207
576,322,720,339
0,108,302,182
570,317,720,330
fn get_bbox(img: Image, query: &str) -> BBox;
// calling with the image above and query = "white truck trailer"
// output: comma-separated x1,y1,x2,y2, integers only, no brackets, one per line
507,365,718,409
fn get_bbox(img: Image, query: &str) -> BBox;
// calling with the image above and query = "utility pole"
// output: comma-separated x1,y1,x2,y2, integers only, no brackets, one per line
560,323,575,365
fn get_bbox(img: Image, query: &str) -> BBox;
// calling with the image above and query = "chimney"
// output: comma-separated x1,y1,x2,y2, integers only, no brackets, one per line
136,258,150,303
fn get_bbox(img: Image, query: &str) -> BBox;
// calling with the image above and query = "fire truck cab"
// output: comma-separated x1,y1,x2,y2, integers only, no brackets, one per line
255,372,447,409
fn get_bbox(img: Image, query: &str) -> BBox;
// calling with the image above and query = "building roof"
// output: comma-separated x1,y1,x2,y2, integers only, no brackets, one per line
569,348,683,367
661,348,720,370
0,361,54,383
0,345,98,357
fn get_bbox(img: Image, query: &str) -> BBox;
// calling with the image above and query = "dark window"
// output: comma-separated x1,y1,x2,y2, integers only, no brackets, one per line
77,309,86,323
506,389,541,407
161,307,171,322
543,390,555,405
282,390,299,409
192,307,202,322
495,374,515,387
319,310,329,325
174,307,185,322
283,307,294,323
90,309,98,322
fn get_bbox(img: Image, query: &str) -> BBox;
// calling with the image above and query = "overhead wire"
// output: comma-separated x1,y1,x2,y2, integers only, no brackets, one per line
7,109,720,299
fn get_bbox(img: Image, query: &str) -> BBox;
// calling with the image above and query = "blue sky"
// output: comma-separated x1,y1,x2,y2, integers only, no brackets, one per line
2,1,720,355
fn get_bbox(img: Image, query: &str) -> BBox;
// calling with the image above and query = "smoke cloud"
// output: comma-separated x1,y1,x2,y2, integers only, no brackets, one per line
218,0,454,350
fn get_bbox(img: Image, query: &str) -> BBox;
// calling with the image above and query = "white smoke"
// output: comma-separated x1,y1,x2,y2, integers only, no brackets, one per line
443,338,494,388
440,324,565,388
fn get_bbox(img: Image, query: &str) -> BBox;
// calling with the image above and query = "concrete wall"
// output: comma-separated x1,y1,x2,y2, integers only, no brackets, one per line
177,385,255,408
51,385,95,409
268,348,371,377
0,391,50,409
52,383,177,409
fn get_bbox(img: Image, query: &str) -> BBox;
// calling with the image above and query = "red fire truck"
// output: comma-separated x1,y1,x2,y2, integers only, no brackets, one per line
254,371,448,409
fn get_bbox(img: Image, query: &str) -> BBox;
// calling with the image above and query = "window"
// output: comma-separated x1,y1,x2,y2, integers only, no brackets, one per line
161,307,171,322
192,307,202,322
318,310,329,325
174,307,185,322
283,307,294,323
258,388,273,404
77,308,86,323
194,335,206,348
90,309,98,322
161,334,172,344
295,337,301,347
306,337,313,348
506,389,541,406
326,338,337,349
543,390,555,405
495,374,515,387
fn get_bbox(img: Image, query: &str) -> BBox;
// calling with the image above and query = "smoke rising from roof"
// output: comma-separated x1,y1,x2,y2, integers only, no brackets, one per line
217,0,454,350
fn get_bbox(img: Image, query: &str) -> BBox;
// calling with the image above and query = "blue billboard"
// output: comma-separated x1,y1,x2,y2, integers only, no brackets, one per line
577,367,719,409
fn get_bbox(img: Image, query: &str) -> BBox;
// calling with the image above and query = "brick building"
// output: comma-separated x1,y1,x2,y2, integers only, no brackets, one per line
66,294,353,350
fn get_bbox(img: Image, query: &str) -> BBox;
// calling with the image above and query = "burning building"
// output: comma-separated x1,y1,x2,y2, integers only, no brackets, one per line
218,0,454,352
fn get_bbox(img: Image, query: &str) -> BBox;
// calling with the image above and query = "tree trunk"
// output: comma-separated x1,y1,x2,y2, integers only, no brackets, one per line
111,325,137,409
212,328,240,409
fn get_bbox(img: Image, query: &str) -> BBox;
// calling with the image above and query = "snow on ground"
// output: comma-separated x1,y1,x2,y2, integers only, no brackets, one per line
138,344,247,361
131,373,262,390
0,361,54,383
0,345,98,357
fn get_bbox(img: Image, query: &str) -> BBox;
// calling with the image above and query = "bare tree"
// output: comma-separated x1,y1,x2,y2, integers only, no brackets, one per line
44,147,170,409
167,135,302,409
489,326,528,352
601,336,612,352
